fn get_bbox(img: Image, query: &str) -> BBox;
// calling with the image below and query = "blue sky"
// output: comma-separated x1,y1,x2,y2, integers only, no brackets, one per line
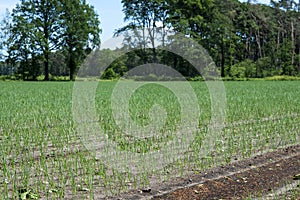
0,0,271,42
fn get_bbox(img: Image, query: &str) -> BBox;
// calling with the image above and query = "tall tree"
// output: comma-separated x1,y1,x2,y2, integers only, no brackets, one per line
60,0,101,80
167,0,214,39
208,0,238,77
116,0,168,64
5,0,101,80
0,10,13,63
8,0,62,80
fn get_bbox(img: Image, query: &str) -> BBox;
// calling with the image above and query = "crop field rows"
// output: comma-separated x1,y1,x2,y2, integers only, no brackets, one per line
0,81,299,199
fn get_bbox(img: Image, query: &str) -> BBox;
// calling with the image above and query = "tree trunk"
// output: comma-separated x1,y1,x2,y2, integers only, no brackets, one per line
44,53,49,81
142,26,147,64
255,31,262,59
173,55,178,71
298,46,300,71
69,53,75,81
44,23,50,81
221,38,225,77
246,36,251,59
149,25,157,63
291,20,295,66
276,30,280,70
69,69,74,81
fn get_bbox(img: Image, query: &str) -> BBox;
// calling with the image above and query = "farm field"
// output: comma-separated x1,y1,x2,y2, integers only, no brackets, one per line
0,81,300,199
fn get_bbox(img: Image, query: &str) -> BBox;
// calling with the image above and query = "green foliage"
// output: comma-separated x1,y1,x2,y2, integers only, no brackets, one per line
112,0,300,79
100,68,119,80
229,64,246,78
188,76,205,81
2,0,300,80
49,51,68,77
127,74,186,81
18,188,40,200
0,0,101,81
226,60,256,79
60,0,101,80
264,75,300,81
256,57,273,78
293,174,300,180
8,0,62,81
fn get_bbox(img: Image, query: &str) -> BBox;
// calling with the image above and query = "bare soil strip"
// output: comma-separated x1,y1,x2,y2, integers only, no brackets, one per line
258,182,300,200
115,145,300,200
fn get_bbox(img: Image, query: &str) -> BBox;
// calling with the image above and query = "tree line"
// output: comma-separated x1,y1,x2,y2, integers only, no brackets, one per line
1,0,300,80
0,0,101,81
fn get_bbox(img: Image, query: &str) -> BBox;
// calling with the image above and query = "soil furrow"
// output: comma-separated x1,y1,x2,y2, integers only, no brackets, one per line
114,145,300,200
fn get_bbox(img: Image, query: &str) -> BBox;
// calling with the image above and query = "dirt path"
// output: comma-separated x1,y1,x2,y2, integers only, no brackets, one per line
115,145,300,200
